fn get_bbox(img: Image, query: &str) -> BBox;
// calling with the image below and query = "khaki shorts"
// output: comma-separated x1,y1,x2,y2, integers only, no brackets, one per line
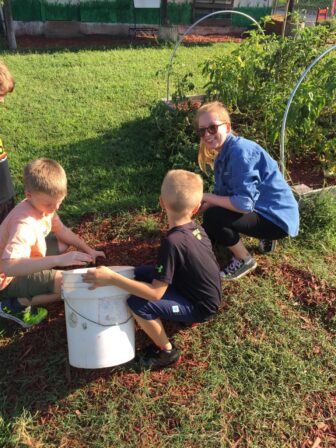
0,233,60,301
0,270,57,300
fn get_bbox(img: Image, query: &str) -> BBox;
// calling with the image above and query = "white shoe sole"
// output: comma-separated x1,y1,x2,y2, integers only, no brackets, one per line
0,308,31,328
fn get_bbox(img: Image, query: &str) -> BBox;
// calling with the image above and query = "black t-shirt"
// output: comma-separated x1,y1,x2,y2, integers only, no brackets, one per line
0,140,15,204
153,221,221,320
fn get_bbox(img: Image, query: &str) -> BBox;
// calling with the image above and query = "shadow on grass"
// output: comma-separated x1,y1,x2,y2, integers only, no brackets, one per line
0,301,188,423
14,112,170,223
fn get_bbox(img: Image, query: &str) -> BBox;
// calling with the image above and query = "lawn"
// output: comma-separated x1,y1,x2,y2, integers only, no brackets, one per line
0,41,335,447
1,41,236,220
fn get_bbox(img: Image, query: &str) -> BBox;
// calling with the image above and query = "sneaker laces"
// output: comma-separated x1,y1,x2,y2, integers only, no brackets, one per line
222,257,244,275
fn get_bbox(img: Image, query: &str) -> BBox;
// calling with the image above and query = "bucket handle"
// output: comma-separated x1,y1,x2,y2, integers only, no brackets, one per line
63,298,133,327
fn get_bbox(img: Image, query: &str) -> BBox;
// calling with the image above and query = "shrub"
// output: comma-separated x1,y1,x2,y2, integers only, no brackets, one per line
296,191,336,248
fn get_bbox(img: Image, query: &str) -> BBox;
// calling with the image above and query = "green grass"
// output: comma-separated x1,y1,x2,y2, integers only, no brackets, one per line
1,42,336,447
1,42,236,221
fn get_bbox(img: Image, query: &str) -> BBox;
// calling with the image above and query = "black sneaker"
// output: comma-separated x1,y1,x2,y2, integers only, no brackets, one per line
220,257,257,281
141,345,181,369
259,239,277,253
142,343,161,358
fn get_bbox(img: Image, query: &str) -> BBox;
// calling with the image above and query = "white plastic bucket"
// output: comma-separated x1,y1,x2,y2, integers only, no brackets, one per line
62,266,135,369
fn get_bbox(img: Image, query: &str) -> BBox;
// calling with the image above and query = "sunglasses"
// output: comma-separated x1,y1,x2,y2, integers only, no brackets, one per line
197,123,226,138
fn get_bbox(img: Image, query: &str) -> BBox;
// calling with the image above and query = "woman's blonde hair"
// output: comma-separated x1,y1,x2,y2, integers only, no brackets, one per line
24,158,67,197
195,101,231,172
0,60,14,94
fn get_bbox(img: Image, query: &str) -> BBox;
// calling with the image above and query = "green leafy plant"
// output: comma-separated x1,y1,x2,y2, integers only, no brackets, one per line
202,26,336,164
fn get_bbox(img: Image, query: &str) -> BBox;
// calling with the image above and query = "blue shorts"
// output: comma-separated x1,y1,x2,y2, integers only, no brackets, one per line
127,266,208,323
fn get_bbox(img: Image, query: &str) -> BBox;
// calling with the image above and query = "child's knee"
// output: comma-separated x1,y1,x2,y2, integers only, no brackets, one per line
53,271,62,294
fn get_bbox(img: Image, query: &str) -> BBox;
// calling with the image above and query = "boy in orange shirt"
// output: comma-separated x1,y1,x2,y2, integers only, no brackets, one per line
0,158,104,328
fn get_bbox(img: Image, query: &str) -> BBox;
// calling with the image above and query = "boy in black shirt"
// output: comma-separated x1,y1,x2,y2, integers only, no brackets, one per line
83,170,221,369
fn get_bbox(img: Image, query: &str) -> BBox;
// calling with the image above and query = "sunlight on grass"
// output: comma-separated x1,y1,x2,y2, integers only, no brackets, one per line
1,43,236,220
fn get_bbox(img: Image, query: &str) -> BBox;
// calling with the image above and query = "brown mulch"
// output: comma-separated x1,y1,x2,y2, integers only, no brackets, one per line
16,32,242,50
275,262,336,312
288,155,336,189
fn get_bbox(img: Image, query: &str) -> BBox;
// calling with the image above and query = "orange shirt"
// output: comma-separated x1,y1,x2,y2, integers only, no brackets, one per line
0,199,64,290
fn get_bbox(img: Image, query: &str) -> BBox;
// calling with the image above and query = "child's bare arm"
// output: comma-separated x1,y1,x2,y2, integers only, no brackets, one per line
2,251,94,276
54,225,105,262
82,266,168,301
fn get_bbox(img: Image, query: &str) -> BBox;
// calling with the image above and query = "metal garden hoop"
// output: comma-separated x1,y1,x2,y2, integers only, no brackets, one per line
166,10,264,101
280,44,336,177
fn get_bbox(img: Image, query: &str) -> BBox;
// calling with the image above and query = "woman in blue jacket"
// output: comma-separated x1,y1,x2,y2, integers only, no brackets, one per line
196,101,299,280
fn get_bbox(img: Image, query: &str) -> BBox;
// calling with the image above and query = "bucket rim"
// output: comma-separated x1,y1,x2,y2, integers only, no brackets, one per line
62,265,134,276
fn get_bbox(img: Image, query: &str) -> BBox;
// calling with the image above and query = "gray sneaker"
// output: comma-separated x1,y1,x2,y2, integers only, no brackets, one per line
259,239,277,254
220,257,257,281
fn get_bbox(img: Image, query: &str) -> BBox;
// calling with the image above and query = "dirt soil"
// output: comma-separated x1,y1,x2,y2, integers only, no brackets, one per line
288,155,336,189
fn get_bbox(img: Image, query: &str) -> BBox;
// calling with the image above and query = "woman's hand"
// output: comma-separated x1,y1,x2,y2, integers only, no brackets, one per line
198,201,213,215
82,266,116,289
202,192,246,214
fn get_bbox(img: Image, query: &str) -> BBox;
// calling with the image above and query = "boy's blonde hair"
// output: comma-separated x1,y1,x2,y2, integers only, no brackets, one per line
196,101,231,172
0,61,14,94
161,169,203,215
24,158,67,197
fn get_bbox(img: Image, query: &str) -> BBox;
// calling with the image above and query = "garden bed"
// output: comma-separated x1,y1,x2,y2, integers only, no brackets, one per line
15,32,243,49
288,155,336,190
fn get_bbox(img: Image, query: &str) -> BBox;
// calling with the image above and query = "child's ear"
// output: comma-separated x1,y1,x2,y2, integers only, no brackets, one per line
191,203,201,216
25,191,31,199
159,196,165,210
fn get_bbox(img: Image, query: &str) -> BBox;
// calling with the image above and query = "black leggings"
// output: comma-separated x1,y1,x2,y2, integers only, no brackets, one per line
0,197,15,226
203,206,288,247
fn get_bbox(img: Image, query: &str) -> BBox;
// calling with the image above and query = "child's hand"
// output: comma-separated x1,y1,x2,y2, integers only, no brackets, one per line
58,251,94,267
87,248,106,263
82,266,115,289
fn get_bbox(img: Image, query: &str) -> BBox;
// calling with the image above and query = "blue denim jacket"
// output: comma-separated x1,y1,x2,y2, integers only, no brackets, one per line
214,134,299,237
